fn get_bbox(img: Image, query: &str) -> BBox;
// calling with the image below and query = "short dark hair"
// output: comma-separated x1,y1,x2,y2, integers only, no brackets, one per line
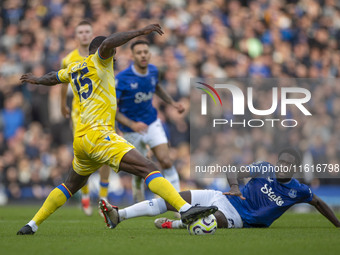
89,36,106,53
77,20,92,27
130,40,150,51
278,148,301,166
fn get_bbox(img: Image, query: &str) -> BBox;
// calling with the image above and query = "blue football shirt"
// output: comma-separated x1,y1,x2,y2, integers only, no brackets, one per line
115,64,158,132
226,161,313,228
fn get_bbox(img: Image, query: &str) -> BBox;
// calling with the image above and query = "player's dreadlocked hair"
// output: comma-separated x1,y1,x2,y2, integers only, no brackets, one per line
89,36,107,53
278,148,302,166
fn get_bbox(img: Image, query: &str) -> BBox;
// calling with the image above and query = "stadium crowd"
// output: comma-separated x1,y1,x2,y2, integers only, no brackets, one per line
1,0,340,204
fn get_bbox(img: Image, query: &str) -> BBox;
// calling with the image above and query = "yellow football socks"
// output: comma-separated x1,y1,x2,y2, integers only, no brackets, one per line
145,171,187,211
99,180,109,199
32,184,72,226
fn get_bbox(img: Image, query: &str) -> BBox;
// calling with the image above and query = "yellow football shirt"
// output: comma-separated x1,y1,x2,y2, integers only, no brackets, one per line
56,50,116,137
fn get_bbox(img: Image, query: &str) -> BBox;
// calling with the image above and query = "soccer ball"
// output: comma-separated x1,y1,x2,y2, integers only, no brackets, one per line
187,214,217,235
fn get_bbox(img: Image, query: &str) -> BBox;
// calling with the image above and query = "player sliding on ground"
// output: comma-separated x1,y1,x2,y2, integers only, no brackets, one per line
17,24,217,235
98,148,340,229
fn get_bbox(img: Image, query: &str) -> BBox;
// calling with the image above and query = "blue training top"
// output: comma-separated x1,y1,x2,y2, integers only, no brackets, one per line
115,64,159,132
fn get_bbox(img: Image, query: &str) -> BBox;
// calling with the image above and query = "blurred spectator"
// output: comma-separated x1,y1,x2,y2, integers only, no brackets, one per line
1,92,24,140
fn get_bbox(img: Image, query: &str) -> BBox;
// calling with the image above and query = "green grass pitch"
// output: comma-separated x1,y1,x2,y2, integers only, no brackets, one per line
0,205,339,255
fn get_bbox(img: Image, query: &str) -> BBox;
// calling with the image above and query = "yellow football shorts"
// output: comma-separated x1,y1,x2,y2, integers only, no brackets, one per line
72,129,135,176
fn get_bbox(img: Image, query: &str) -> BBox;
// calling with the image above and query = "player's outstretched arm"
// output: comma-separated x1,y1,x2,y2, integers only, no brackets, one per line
99,24,164,59
20,72,59,86
155,83,184,114
309,194,340,227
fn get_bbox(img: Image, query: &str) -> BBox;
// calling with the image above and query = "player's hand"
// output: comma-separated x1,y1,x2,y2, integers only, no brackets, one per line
223,185,246,200
173,102,185,114
131,121,148,133
20,73,39,84
61,105,71,118
140,24,164,36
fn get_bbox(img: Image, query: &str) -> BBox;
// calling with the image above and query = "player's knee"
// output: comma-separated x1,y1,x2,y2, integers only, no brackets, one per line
159,157,172,169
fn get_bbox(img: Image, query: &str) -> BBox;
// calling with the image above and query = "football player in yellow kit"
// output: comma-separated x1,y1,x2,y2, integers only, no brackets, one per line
17,24,217,235
60,20,111,216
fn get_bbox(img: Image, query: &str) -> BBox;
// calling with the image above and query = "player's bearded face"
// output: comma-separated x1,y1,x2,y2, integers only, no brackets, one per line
132,44,151,69
76,25,93,47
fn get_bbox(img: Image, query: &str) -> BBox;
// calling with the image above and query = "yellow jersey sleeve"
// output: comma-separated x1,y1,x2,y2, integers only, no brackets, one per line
56,68,69,83
56,63,76,83
95,49,114,68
